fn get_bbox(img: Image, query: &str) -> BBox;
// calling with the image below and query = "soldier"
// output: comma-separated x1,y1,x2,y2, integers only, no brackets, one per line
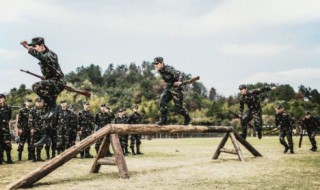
238,84,276,140
29,97,47,162
95,104,114,157
17,98,33,161
114,108,130,155
0,94,14,164
128,105,143,155
152,57,190,125
78,101,95,158
275,105,295,154
52,100,73,154
67,105,78,149
302,111,319,151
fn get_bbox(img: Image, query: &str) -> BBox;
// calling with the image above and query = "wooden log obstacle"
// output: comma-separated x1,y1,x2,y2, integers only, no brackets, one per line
7,125,262,190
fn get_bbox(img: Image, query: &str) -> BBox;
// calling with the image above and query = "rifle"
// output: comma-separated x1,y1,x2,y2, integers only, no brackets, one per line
152,76,200,100
228,110,254,129
20,69,91,98
10,129,20,143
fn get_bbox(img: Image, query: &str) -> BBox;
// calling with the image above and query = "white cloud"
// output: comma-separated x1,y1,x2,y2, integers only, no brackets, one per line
220,43,292,56
0,49,24,59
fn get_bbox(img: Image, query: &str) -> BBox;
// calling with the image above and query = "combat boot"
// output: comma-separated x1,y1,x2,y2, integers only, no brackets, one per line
6,151,14,164
85,150,93,158
18,152,22,161
136,146,143,155
80,151,85,159
290,147,294,154
257,130,262,139
283,145,289,153
125,147,131,154
183,114,191,126
106,150,113,157
51,150,56,158
46,149,50,160
0,152,3,164
131,147,136,155
37,150,44,161
28,151,32,160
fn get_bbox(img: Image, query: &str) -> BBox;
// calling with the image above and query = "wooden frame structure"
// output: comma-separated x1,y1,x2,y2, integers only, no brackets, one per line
7,124,262,190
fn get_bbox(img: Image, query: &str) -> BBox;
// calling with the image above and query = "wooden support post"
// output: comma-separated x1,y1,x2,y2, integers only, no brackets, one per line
232,128,262,157
110,134,129,179
212,132,230,160
90,135,109,173
229,132,245,162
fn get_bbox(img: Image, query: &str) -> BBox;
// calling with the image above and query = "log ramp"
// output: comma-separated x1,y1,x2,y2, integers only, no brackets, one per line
7,124,262,189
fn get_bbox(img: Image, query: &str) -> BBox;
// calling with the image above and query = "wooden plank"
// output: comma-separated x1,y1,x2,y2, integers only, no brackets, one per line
212,132,229,160
110,134,129,179
220,148,237,155
229,132,245,162
97,159,116,165
90,136,109,173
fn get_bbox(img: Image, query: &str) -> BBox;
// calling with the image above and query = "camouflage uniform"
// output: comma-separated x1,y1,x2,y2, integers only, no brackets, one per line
53,107,74,154
78,107,95,158
17,106,32,161
239,86,272,140
114,112,130,155
275,110,295,154
67,107,78,148
94,107,114,156
44,122,57,159
27,38,66,111
0,102,13,164
29,104,46,162
302,114,319,151
153,57,190,125
128,110,143,155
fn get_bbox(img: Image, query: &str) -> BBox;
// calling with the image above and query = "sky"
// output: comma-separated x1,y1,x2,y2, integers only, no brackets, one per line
1,0,320,96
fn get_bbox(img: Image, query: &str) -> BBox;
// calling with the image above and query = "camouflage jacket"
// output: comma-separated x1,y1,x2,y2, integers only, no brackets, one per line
0,104,11,126
69,112,78,132
28,48,64,80
275,112,294,131
158,65,183,89
114,116,129,124
128,112,142,124
28,107,46,131
239,86,272,114
53,109,74,130
17,107,30,130
78,110,95,132
302,116,320,131
95,112,114,129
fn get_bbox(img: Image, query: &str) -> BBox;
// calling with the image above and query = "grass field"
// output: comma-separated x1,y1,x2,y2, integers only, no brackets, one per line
1,136,320,190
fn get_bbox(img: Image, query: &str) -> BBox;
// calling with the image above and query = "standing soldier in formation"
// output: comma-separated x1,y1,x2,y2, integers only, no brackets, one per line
17,98,33,161
128,105,143,155
238,84,277,140
0,94,14,164
29,98,46,162
114,108,130,155
67,105,78,149
95,104,114,156
302,111,319,151
152,57,191,126
53,100,73,154
275,105,295,154
78,102,95,159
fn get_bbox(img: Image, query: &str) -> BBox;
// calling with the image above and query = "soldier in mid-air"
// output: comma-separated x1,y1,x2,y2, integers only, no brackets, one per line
78,102,95,158
302,111,319,151
17,98,33,161
275,105,295,154
114,108,130,155
238,84,276,140
152,57,190,125
0,94,14,164
128,105,143,155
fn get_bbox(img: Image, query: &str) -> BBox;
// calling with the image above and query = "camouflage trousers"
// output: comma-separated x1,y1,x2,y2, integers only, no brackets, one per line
307,130,317,148
80,130,92,155
241,110,263,139
130,135,141,149
68,129,77,148
0,124,12,152
119,135,129,150
30,130,44,152
279,130,293,149
95,134,111,153
159,88,189,119
56,126,70,152
17,130,31,153
44,128,57,155
32,79,65,109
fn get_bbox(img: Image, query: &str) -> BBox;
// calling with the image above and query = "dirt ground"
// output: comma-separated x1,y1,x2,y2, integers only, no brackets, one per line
1,136,320,190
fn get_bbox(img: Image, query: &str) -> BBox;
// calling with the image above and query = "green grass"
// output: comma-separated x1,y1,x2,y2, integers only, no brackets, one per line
1,136,320,190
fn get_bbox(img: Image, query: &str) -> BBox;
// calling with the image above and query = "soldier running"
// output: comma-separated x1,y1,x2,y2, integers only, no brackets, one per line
275,105,295,154
238,84,276,140
153,57,190,125
302,111,319,151
17,98,33,161
0,94,14,164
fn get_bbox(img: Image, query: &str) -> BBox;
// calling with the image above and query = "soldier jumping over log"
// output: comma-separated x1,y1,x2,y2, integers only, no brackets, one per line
238,84,276,140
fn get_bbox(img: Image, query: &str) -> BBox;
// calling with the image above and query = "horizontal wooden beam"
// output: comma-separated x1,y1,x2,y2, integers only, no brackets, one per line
220,148,237,155
97,159,116,165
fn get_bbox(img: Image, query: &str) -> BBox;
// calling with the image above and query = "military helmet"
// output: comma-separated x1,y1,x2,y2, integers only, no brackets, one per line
153,57,163,65
238,84,247,90
29,37,45,46
60,99,67,104
0,94,6,99
83,101,90,105
276,104,284,110
25,98,32,102
100,103,106,107
305,111,311,115
35,97,43,102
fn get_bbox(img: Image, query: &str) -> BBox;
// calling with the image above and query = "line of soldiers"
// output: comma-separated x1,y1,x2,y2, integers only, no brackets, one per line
0,95,143,164
237,84,319,154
